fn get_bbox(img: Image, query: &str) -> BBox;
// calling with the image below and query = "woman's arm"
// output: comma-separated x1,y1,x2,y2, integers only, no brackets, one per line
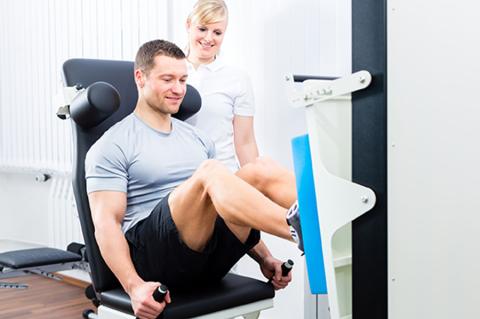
233,115,259,166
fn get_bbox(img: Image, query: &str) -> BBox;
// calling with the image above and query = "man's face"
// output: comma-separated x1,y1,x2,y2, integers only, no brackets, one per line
138,55,188,115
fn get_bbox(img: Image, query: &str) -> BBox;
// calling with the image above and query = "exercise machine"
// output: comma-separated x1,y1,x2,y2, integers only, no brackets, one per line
0,241,86,290
59,58,276,319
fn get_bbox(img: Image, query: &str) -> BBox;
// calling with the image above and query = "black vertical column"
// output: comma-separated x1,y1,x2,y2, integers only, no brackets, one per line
352,1,388,319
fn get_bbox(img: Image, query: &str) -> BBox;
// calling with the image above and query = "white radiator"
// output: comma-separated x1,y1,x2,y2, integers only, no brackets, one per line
0,0,169,173
0,0,170,248
47,174,84,249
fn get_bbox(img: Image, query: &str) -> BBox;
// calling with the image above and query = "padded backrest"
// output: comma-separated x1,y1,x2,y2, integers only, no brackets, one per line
62,58,201,292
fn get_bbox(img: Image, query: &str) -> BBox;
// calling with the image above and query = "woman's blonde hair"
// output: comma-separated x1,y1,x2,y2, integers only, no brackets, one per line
187,0,228,25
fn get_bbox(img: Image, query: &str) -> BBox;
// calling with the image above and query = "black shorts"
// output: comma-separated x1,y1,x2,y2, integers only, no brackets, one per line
125,193,261,291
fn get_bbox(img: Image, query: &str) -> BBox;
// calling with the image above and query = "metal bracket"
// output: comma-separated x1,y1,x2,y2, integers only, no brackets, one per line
25,269,62,281
55,84,84,120
0,262,83,280
285,70,372,108
0,281,29,289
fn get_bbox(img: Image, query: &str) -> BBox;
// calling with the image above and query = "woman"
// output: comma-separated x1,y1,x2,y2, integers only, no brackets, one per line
185,0,259,172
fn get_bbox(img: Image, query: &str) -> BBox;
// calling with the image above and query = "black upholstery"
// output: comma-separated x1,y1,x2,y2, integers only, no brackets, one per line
63,58,274,318
0,248,81,269
69,81,121,129
63,58,202,292
64,59,137,292
101,273,274,318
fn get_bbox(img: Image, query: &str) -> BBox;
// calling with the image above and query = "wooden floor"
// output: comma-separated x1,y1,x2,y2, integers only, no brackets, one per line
0,275,95,318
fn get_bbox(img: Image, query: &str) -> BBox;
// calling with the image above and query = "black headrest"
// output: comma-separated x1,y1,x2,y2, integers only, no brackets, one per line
69,81,200,128
70,82,120,128
175,84,201,121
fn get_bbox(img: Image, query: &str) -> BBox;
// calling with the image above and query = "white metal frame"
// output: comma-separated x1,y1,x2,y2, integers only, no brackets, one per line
96,299,273,319
286,71,375,319
285,71,371,108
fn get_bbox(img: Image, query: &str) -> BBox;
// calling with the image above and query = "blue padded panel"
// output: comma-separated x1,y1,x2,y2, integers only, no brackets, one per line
0,248,81,269
100,273,274,319
291,134,327,294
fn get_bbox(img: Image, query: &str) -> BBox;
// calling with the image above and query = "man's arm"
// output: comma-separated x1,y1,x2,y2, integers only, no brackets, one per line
89,191,169,319
247,240,292,290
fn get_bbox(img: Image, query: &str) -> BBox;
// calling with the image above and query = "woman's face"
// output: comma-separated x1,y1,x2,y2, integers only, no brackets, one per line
187,19,227,63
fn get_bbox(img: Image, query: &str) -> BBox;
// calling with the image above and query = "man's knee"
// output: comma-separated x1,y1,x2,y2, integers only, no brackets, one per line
241,156,277,186
253,156,276,170
197,159,227,174
194,159,230,187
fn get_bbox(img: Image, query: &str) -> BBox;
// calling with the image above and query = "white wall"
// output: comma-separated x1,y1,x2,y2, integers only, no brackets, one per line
388,0,480,318
0,1,351,318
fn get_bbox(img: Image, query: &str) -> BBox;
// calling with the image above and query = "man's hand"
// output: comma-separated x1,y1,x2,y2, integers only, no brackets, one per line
259,256,292,290
129,281,172,319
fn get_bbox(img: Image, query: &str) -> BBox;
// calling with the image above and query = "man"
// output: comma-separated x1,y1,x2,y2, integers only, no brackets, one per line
86,39,303,319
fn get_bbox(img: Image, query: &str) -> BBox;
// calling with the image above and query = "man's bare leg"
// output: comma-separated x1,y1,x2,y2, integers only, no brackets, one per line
235,156,297,209
169,159,294,249
167,175,219,252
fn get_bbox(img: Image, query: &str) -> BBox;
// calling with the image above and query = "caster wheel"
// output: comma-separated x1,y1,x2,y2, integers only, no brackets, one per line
85,285,100,307
82,309,95,319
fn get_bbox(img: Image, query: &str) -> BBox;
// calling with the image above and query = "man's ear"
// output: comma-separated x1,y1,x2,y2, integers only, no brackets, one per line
134,69,145,88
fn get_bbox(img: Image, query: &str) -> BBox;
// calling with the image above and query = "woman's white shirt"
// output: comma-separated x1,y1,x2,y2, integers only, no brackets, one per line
186,58,255,172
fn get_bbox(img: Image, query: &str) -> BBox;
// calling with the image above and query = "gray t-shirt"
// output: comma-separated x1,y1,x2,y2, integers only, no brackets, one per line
85,113,216,233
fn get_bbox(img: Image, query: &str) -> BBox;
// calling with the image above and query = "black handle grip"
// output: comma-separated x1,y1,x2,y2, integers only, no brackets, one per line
293,74,339,82
281,259,294,276
152,284,168,302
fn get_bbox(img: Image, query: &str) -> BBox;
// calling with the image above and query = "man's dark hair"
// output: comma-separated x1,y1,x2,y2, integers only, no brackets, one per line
134,39,186,74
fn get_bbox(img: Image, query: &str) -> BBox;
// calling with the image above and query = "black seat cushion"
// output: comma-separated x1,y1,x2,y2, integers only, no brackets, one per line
100,273,275,318
0,247,81,269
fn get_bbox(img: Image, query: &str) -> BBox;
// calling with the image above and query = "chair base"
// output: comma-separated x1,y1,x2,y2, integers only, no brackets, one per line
96,298,273,319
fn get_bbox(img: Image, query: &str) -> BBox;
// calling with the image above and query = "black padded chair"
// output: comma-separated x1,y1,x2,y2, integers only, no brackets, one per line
61,58,275,319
